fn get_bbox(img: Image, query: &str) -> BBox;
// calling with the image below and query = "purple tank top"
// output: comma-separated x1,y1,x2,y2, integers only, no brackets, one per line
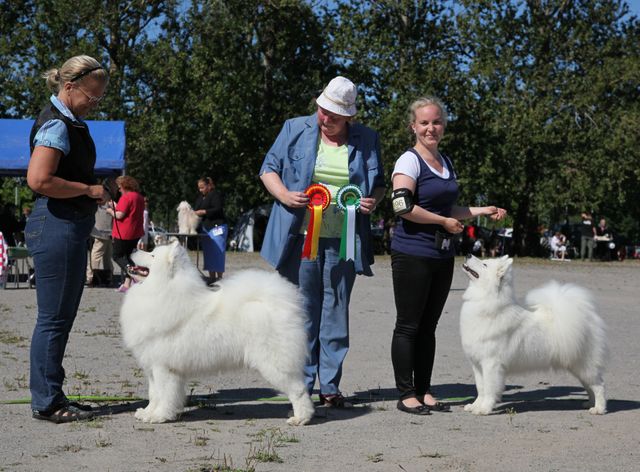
390,148,459,259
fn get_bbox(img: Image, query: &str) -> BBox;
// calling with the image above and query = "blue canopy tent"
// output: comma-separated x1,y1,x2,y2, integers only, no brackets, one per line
0,118,125,176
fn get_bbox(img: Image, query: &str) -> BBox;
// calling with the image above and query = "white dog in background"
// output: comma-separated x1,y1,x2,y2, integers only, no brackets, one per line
460,255,607,415
119,241,315,425
177,201,200,234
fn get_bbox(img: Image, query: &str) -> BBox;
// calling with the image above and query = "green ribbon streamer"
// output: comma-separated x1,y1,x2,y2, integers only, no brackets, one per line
339,194,358,260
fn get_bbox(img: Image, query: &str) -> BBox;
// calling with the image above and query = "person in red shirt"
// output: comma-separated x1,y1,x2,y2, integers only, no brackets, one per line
106,175,144,292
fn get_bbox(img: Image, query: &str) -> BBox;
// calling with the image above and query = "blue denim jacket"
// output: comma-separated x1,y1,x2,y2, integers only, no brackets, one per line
259,113,385,275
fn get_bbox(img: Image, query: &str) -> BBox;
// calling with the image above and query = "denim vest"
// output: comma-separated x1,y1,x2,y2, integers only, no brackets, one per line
259,114,385,275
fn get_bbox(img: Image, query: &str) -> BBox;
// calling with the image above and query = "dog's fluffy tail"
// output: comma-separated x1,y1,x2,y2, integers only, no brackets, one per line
525,281,608,369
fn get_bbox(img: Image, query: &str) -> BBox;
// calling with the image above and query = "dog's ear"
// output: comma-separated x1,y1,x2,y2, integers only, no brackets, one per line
496,257,513,278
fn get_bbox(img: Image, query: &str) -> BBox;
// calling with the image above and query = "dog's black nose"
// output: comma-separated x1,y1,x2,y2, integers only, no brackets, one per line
465,254,472,260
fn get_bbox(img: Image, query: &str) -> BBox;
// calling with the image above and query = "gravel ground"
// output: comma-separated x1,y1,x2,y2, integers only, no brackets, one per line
0,253,638,472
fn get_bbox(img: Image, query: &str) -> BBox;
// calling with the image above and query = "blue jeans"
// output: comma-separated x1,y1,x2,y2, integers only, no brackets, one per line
278,237,356,395
25,198,94,411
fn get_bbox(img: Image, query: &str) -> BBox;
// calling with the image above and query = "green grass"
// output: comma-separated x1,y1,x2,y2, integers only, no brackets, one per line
0,330,27,345
95,434,112,448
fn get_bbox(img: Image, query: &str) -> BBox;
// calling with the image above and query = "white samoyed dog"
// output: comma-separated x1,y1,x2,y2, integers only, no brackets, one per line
460,255,607,415
177,201,200,234
119,241,315,425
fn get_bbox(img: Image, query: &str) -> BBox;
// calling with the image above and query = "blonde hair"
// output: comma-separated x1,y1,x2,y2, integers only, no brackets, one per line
42,55,109,93
408,96,448,127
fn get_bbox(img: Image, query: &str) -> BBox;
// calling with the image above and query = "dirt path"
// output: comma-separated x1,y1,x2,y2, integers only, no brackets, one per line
1,254,638,471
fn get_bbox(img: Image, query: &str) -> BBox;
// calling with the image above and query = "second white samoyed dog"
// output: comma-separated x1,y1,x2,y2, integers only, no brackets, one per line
177,201,200,234
120,241,315,425
460,255,607,415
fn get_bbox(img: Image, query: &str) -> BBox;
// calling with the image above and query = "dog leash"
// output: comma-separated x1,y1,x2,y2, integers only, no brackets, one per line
102,177,123,240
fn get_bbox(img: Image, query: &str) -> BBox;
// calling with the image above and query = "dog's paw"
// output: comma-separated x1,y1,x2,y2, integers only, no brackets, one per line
134,406,176,423
589,406,606,415
143,413,175,423
463,403,476,412
470,403,494,415
287,416,311,426
134,407,153,422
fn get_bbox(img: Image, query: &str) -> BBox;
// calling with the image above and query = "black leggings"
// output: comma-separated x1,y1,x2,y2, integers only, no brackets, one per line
112,238,139,282
391,251,454,400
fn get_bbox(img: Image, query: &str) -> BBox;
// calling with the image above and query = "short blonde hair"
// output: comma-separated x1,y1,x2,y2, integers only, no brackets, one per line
408,96,448,127
116,175,140,193
42,55,109,93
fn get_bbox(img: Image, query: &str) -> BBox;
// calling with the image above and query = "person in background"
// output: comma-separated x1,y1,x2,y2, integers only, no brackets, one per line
26,54,108,423
137,196,150,250
580,211,596,261
595,217,611,261
106,175,144,293
194,177,226,284
86,202,113,286
259,76,385,407
0,202,21,247
390,96,506,415
21,206,32,221
550,231,567,261
15,206,32,245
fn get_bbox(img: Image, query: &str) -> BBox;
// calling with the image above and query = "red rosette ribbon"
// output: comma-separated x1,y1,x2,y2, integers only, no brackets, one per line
301,183,331,260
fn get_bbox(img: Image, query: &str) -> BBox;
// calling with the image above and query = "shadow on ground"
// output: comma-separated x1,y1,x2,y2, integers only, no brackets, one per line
93,384,638,422
499,385,640,413
97,388,371,423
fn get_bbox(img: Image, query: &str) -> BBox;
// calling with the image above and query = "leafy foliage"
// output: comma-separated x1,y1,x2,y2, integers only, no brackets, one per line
1,0,638,247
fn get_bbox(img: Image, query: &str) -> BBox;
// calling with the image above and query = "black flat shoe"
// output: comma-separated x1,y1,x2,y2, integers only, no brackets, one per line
424,401,451,412
397,400,431,415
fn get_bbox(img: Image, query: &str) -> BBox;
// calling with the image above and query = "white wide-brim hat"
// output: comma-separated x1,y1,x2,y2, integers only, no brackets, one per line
316,76,357,117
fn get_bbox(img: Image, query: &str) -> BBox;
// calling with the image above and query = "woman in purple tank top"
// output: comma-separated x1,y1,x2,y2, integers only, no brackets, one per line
390,97,507,415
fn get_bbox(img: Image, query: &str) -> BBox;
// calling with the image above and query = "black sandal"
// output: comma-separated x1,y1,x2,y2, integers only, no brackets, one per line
67,401,93,412
319,393,354,409
32,404,94,423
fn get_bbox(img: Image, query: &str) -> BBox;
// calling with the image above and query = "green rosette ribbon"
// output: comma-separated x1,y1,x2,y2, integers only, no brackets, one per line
336,184,362,261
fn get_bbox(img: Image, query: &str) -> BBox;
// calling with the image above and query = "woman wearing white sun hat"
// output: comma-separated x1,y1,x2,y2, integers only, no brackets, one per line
260,76,386,408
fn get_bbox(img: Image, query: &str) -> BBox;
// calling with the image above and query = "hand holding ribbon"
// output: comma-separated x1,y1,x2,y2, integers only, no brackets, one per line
358,197,377,214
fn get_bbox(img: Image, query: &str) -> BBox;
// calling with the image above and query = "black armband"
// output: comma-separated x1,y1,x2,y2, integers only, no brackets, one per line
391,188,414,216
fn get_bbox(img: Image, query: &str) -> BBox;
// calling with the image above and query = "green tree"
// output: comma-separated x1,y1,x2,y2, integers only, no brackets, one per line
457,0,640,254
327,0,465,220
126,0,332,226
2,0,638,248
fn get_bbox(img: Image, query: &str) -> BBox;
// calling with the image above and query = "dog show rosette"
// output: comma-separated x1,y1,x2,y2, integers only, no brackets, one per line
301,183,331,260
336,184,362,261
